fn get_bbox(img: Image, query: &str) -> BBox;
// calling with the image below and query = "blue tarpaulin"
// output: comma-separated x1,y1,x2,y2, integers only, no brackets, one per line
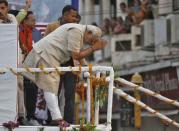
72,0,79,11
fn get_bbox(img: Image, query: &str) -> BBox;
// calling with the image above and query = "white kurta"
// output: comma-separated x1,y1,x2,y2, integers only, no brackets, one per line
22,24,85,94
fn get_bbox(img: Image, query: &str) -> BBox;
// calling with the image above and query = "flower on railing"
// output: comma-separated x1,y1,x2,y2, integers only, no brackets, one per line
72,119,96,131
2,121,19,131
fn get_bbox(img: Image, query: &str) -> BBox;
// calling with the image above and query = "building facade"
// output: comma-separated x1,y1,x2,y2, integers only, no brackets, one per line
79,0,179,131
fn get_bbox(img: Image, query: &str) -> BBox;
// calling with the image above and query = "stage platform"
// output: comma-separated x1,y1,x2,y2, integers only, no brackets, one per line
0,124,110,131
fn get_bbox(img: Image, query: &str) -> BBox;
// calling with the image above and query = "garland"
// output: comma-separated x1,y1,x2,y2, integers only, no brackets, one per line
89,64,94,125
93,75,109,108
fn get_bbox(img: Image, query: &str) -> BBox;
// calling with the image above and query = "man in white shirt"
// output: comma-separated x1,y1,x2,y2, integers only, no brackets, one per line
119,2,129,21
22,23,107,127
0,0,32,24
0,0,17,24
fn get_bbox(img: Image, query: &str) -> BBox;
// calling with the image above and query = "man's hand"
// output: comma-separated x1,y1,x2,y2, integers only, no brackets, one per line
72,39,107,61
92,39,107,51
24,0,32,11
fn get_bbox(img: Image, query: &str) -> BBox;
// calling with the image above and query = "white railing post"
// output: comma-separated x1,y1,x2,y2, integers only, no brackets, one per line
107,68,114,129
95,71,100,125
84,72,91,123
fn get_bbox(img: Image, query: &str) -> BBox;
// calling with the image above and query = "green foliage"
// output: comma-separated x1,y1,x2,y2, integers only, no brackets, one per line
39,127,44,131
85,123,96,131
72,119,97,131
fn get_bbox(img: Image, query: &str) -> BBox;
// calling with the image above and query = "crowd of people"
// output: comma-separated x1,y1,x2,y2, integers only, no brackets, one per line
101,0,154,35
0,0,107,128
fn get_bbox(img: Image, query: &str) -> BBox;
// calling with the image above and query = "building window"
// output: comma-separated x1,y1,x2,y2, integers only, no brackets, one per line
115,41,132,51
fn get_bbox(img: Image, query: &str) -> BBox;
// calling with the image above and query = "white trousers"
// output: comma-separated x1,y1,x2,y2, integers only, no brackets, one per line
58,86,65,117
44,92,62,120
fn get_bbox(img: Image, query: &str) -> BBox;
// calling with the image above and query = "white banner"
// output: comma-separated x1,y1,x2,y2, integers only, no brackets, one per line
0,24,18,124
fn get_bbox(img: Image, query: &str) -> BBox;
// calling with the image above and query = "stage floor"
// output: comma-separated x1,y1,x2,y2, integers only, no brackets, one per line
0,124,110,131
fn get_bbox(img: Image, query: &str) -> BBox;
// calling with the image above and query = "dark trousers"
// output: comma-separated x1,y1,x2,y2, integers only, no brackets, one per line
24,77,38,120
59,58,77,123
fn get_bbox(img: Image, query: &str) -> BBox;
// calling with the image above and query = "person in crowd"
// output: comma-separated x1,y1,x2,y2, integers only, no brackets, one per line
0,0,31,24
129,0,148,25
44,5,79,124
119,2,129,21
44,5,78,36
19,11,42,58
0,0,17,23
114,16,126,34
19,11,42,126
131,0,142,13
101,18,111,35
144,0,154,20
110,17,117,33
124,15,134,33
21,23,107,127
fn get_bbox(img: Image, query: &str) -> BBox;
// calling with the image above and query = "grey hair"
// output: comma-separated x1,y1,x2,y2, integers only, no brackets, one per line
86,25,102,38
